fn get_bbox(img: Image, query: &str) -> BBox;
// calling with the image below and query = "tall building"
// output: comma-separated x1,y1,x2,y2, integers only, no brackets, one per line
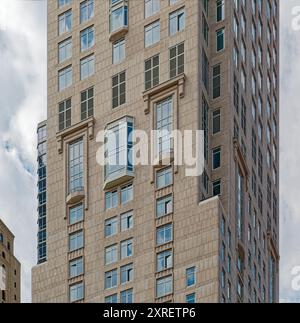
32,0,279,303
0,219,21,303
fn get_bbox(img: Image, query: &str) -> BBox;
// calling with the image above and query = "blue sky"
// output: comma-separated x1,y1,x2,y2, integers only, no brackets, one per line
0,0,300,303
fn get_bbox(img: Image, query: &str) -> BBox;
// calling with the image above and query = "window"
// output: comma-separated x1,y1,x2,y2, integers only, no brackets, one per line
58,0,71,8
145,0,160,18
121,211,133,232
216,0,225,22
58,98,71,131
156,276,173,298
58,10,72,35
169,8,185,35
105,217,118,237
212,65,221,98
110,6,128,33
169,42,184,78
145,20,160,47
157,250,173,272
186,293,195,303
80,54,95,80
120,289,133,303
156,224,172,245
80,26,94,51
58,38,72,63
112,71,126,108
212,147,221,169
121,184,133,204
121,239,133,259
80,0,94,23
156,195,173,217
69,257,84,278
105,190,118,210
155,97,173,155
69,282,84,302
213,179,221,196
113,38,125,64
156,167,172,189
105,245,118,265
105,269,118,289
212,109,221,134
105,294,118,303
216,28,225,51
121,263,133,284
69,231,84,252
58,66,72,91
81,87,94,120
104,117,133,183
145,55,160,90
68,138,84,193
186,267,196,286
69,203,83,225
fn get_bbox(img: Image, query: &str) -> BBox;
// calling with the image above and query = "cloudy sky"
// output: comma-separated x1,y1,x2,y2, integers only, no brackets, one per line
0,0,300,303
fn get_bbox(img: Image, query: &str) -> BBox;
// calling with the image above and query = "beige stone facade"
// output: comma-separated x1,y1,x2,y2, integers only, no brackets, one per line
0,219,21,303
32,0,279,303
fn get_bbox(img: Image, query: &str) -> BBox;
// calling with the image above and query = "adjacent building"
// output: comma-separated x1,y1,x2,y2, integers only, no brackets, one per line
32,0,279,303
0,219,21,303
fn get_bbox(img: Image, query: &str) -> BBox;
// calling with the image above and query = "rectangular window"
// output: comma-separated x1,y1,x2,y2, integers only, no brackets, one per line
156,276,173,298
58,66,72,91
212,65,221,99
69,282,84,302
80,0,94,23
186,293,196,303
69,230,84,252
121,211,133,232
145,0,160,18
58,38,72,63
59,10,72,35
112,71,126,108
105,294,118,303
145,20,160,47
157,250,173,272
81,87,94,120
121,263,133,284
156,167,172,189
156,224,172,245
120,289,133,303
113,38,125,64
212,109,221,134
105,244,118,265
105,190,118,210
169,8,185,35
121,184,133,205
216,0,225,22
145,55,160,90
105,269,118,289
105,217,118,237
156,195,173,217
110,6,128,33
213,179,221,196
80,26,94,52
186,267,196,286
69,203,83,225
216,28,225,51
69,257,84,278
121,239,133,259
169,42,184,78
58,98,71,131
68,138,84,193
80,54,95,80
212,147,221,169
58,0,71,8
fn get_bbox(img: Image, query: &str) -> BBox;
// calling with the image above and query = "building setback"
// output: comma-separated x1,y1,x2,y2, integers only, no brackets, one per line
32,0,279,303
0,219,21,303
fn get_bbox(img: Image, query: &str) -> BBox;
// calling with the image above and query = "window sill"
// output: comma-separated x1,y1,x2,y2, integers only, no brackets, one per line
66,190,85,206
104,171,134,191
109,26,128,42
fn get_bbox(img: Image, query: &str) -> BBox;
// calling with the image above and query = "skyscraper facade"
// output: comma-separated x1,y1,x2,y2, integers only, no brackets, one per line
32,0,279,303
0,219,21,303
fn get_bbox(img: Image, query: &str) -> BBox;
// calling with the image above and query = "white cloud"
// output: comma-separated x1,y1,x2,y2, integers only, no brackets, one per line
0,0,46,302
